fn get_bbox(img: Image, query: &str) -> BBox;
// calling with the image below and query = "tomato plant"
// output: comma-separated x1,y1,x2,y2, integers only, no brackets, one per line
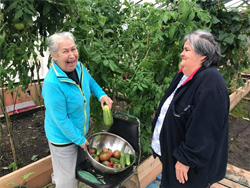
0,0,77,169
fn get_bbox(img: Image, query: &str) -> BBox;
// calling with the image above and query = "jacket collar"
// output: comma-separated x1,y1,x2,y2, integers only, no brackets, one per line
178,66,202,86
51,61,81,77
51,61,81,83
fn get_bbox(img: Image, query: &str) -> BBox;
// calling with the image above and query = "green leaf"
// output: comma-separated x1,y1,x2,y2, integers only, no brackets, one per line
138,85,143,91
170,11,178,21
43,3,52,15
6,2,17,12
169,24,177,40
123,0,130,8
238,34,246,41
23,13,33,25
8,162,17,171
180,1,189,20
197,10,211,23
104,29,113,34
109,60,118,71
23,172,34,180
162,13,169,23
31,155,38,161
103,60,109,66
140,59,150,68
211,16,220,24
24,7,35,15
79,25,91,31
141,83,148,88
224,33,235,45
93,41,103,47
188,9,195,21
98,15,107,27
14,9,23,21
91,54,101,63
232,15,240,21
83,45,91,56
5,181,15,186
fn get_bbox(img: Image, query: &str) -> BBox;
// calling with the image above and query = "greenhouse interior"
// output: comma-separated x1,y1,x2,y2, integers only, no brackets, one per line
0,0,250,188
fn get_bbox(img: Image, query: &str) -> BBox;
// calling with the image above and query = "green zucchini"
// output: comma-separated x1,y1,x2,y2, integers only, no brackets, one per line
77,170,102,184
120,155,125,168
125,153,131,166
110,157,120,163
103,105,113,126
96,148,100,156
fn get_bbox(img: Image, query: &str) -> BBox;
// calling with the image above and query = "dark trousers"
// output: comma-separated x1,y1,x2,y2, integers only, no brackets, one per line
76,146,87,165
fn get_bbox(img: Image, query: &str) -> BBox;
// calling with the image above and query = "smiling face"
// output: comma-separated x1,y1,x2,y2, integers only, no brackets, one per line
180,40,205,76
50,38,79,72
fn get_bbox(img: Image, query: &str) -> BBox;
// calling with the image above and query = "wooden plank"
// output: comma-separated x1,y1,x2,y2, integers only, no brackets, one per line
230,80,250,111
28,82,43,106
218,178,248,188
225,164,250,187
0,105,44,119
1,155,250,188
138,155,162,188
25,168,52,188
0,156,52,188
3,89,15,107
211,182,228,188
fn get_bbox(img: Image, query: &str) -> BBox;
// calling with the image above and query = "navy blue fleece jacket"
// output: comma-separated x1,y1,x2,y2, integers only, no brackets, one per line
152,66,229,188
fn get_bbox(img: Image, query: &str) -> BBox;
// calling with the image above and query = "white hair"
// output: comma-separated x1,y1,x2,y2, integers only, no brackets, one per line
48,32,76,55
184,30,223,67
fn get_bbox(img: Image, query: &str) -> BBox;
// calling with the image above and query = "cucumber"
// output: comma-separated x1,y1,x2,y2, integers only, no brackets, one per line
120,155,125,168
110,157,120,163
125,153,131,166
77,170,102,184
103,105,113,126
96,148,100,156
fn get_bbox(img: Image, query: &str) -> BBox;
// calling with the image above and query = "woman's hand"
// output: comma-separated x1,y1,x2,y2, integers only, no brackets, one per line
175,161,190,184
80,141,89,151
100,96,113,109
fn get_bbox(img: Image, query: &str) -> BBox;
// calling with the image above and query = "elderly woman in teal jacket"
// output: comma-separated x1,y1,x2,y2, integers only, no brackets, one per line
42,31,113,188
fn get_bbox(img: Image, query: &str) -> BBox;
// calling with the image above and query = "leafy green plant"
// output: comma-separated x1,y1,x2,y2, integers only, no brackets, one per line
8,162,18,171
0,0,75,168
5,172,34,188
197,0,250,93
61,0,250,154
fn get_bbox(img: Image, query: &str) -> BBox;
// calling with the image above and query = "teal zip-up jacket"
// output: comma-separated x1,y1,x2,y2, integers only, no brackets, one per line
42,61,107,146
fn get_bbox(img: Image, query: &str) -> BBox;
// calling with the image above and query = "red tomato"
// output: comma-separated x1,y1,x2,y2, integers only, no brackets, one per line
109,161,114,166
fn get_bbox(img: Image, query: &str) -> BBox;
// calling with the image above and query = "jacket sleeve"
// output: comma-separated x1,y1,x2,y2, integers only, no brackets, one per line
43,81,86,146
173,75,229,168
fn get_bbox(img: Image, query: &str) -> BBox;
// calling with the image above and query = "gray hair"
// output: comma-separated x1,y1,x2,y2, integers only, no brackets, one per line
48,32,76,55
184,30,223,68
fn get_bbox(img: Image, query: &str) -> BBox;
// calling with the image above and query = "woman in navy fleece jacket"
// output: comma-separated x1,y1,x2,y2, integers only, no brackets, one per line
151,30,229,188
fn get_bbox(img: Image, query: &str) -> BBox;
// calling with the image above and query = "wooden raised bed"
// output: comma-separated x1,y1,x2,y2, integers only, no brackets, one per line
1,155,250,188
0,78,250,188
0,82,43,117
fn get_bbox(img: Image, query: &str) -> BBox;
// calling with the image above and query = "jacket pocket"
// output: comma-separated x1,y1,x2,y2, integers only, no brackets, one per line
172,104,194,125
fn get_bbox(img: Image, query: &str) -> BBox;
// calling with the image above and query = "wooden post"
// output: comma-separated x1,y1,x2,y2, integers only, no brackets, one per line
229,80,250,111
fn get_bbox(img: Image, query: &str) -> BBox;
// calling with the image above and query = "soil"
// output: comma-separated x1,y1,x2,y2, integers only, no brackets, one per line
1,93,250,178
